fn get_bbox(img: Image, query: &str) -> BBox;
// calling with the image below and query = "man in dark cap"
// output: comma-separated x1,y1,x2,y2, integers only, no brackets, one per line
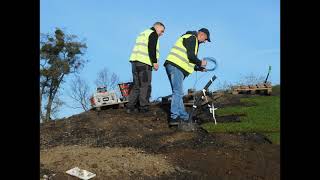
164,28,211,126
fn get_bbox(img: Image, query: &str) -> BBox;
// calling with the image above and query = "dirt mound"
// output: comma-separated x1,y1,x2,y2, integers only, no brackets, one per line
41,107,228,153
40,94,279,179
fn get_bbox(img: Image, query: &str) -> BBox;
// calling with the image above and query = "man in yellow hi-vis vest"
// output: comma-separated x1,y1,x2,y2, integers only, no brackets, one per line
126,22,165,113
164,28,211,125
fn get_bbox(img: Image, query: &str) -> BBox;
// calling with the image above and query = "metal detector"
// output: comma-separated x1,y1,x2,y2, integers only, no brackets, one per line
178,75,217,131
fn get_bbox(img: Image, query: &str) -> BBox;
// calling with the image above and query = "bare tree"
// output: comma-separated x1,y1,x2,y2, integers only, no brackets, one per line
237,73,266,86
94,67,120,91
216,80,234,92
110,73,120,90
68,75,91,111
214,73,267,93
50,96,65,119
40,91,64,122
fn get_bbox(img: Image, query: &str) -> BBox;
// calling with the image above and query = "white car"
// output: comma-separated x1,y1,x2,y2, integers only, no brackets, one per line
90,86,127,111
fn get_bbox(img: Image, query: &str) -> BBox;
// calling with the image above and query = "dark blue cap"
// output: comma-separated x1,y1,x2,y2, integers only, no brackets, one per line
198,28,211,42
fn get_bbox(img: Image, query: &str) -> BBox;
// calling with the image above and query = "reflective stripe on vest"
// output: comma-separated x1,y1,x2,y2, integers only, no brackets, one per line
129,29,160,66
166,34,198,74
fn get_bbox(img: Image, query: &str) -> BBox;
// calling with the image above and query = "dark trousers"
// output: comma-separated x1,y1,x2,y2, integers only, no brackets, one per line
127,61,152,110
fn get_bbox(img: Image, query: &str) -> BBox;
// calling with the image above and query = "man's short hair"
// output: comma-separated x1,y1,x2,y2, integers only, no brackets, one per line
153,22,165,29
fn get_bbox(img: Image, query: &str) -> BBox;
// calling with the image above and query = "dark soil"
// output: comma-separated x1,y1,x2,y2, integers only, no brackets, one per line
40,94,279,180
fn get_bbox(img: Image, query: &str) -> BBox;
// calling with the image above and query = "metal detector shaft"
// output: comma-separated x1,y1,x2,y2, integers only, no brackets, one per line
203,75,217,90
264,66,271,83
188,75,217,123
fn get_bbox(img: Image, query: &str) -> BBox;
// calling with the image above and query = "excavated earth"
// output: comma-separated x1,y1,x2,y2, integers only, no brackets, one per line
40,94,279,180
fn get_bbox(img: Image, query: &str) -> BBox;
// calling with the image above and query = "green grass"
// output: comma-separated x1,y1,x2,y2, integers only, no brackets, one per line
264,132,280,144
202,95,280,144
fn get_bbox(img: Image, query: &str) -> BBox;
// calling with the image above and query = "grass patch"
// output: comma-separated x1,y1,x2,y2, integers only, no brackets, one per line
202,95,280,144
264,132,280,144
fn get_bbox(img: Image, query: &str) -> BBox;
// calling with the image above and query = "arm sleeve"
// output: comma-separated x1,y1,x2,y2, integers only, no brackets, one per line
182,36,202,67
194,66,205,71
148,31,159,64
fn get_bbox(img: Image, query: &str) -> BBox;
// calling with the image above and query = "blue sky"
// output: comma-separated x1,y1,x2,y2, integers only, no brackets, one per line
40,0,280,119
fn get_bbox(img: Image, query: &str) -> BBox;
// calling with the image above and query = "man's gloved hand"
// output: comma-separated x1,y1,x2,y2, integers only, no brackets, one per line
201,68,207,72
153,63,159,71
194,66,207,72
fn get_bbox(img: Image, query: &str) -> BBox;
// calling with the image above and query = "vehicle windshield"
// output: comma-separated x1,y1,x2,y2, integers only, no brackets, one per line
97,87,107,93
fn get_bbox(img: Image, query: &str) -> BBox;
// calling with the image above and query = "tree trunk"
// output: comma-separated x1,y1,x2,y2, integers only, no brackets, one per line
81,103,88,111
45,87,53,122
40,87,43,122
45,74,65,121
40,76,50,122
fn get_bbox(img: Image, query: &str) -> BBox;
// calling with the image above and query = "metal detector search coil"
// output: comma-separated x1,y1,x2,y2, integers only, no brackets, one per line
203,57,218,71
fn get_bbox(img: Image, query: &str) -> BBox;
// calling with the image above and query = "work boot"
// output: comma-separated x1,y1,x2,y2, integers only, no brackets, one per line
169,117,183,126
139,106,151,113
178,121,199,132
126,107,138,114
139,107,157,117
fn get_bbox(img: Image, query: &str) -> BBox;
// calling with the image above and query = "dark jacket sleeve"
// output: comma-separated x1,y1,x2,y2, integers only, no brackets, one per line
148,31,159,64
194,66,205,71
182,36,202,67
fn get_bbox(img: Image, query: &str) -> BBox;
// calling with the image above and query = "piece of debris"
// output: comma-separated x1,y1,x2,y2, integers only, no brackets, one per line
90,82,133,111
66,167,96,180
231,82,272,95
41,175,48,180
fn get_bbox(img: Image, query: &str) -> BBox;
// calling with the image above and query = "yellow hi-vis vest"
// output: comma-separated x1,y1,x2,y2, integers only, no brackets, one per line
166,34,199,74
129,29,160,66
